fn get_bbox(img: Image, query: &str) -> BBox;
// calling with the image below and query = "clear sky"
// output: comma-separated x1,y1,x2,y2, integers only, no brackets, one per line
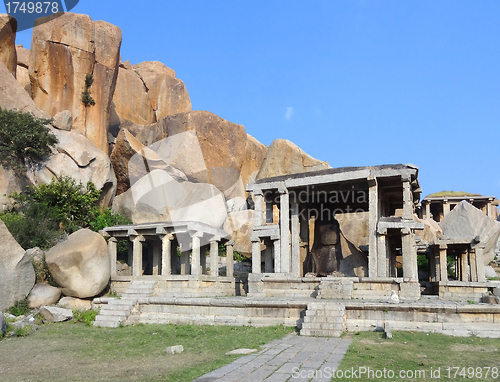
9,0,500,198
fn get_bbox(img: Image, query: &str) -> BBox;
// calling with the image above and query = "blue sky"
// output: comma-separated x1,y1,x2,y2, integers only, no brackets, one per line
9,1,500,198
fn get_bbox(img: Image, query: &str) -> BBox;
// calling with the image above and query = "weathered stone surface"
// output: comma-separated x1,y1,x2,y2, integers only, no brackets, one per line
336,212,369,249
15,44,30,94
28,128,117,207
110,65,154,128
256,139,330,180
414,215,443,244
338,233,367,277
223,210,254,255
113,169,227,228
440,201,500,264
166,345,184,354
29,13,122,152
0,311,6,336
39,306,73,322
0,165,27,212
51,110,73,131
45,229,110,298
0,15,17,77
137,111,247,194
58,296,92,311
240,134,268,188
26,247,44,263
28,284,61,308
0,61,46,117
133,61,191,120
110,128,183,195
484,266,498,279
0,220,35,311
226,348,257,355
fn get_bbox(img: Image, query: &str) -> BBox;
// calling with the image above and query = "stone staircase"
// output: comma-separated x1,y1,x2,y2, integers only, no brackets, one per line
93,280,156,328
300,301,346,337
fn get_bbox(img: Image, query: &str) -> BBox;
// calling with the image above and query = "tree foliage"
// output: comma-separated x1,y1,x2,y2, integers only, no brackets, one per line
0,108,58,173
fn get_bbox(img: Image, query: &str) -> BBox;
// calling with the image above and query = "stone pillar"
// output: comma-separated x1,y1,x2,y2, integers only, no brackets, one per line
402,176,413,219
180,251,190,275
439,244,448,282
469,248,477,282
266,201,274,224
368,177,378,277
108,237,117,277
191,232,203,276
131,235,145,277
152,240,160,275
443,199,450,217
424,201,431,219
487,199,494,217
161,234,174,276
254,190,263,228
226,241,234,278
251,238,261,274
210,237,219,278
128,241,133,269
401,228,418,281
476,247,486,282
429,248,437,282
279,188,290,273
273,238,281,273
264,245,273,273
377,229,387,277
290,200,300,277
460,251,469,282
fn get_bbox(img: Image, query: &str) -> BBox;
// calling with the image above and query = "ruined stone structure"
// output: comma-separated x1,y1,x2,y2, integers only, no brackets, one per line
421,194,499,222
246,164,425,299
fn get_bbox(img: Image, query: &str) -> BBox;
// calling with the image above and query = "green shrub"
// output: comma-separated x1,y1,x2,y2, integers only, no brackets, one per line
0,108,57,173
81,74,96,106
72,309,99,326
7,297,31,317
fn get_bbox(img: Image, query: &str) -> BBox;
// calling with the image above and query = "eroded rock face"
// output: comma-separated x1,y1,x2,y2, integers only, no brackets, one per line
0,61,47,117
440,201,500,264
240,134,268,189
136,110,247,194
28,283,61,308
223,210,254,255
0,165,27,212
15,44,30,94
29,13,122,153
28,128,117,208
0,15,17,77
256,139,330,180
133,61,191,120
45,229,110,299
0,220,35,312
414,215,443,245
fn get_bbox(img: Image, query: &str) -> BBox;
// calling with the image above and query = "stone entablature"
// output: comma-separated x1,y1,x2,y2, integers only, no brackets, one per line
246,164,424,295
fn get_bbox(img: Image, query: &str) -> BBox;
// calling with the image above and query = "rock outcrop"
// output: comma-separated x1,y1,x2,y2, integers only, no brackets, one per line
440,201,500,264
240,134,268,188
223,210,254,255
45,229,110,298
0,220,35,311
0,15,17,77
136,110,247,194
29,13,122,153
15,44,30,94
0,165,27,212
28,283,61,308
28,128,117,207
256,139,330,180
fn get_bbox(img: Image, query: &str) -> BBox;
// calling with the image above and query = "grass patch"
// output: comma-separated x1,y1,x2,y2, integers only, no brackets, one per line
0,322,294,381
337,331,500,381
6,297,31,317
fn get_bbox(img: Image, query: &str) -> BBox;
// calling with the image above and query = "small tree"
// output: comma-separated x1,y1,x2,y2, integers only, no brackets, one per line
0,108,57,173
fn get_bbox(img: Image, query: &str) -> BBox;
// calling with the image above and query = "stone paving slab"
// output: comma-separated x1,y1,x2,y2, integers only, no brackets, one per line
193,334,352,382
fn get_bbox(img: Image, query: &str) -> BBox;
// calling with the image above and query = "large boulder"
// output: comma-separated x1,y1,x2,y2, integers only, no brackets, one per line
0,165,27,212
39,306,73,322
28,284,61,308
27,128,117,207
223,210,254,255
45,229,110,298
113,169,227,228
256,139,330,180
440,201,500,264
29,13,122,153
136,111,247,194
15,44,30,94
0,220,36,312
0,15,17,77
132,61,191,120
240,134,268,188
57,296,92,311
414,215,443,244
0,61,47,117
110,63,154,128
336,212,369,249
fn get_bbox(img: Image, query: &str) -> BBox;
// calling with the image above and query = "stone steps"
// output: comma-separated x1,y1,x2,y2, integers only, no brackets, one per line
93,280,157,327
300,302,346,337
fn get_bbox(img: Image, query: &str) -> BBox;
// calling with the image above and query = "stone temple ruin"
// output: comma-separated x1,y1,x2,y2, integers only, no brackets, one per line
95,163,500,338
